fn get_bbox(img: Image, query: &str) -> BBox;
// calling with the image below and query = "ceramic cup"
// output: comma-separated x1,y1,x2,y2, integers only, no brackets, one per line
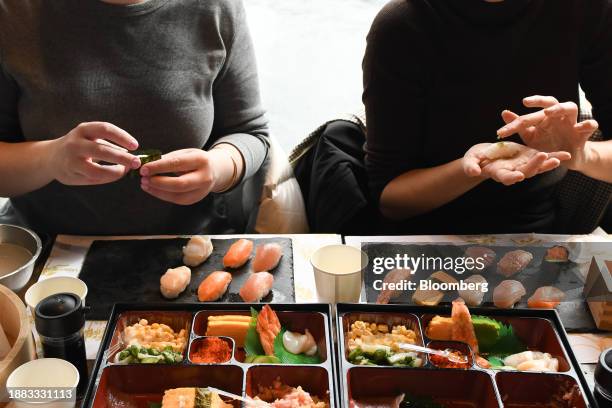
311,244,368,303
6,358,79,408
25,277,88,315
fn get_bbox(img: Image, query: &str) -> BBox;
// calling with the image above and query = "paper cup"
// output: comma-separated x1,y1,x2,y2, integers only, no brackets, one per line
25,277,88,315
311,244,368,303
6,358,79,408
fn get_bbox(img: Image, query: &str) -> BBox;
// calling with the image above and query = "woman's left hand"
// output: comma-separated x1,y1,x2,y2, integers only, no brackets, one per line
139,148,218,205
496,95,599,171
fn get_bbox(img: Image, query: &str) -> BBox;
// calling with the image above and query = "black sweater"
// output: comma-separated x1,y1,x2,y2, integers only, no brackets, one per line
363,0,612,234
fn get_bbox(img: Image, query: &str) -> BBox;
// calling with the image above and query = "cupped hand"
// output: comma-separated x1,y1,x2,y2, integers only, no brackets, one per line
497,96,599,170
139,148,218,205
49,122,140,185
463,142,571,186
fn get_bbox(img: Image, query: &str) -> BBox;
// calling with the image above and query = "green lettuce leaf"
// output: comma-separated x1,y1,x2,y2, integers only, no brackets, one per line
244,308,265,357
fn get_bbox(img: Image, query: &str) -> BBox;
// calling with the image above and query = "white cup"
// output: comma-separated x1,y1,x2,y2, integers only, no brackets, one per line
311,244,368,304
6,358,79,408
25,277,88,315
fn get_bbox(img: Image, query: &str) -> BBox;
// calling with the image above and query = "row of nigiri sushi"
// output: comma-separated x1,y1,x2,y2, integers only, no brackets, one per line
376,268,565,309
465,245,568,277
160,237,284,303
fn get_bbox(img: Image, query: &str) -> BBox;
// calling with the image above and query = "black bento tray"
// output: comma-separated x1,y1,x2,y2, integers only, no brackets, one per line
336,303,598,408
83,302,338,408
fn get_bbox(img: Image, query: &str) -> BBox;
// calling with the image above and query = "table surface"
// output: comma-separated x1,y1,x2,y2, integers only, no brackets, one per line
17,231,612,397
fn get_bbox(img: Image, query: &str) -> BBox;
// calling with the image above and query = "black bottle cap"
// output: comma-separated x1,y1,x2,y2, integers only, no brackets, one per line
35,293,85,338
595,348,612,393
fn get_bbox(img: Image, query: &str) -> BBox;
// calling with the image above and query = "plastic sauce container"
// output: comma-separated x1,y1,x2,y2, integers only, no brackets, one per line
35,293,88,399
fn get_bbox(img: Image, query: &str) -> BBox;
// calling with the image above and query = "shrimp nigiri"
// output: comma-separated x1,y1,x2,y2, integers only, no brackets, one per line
197,271,232,302
528,286,565,309
223,239,253,268
493,280,526,308
252,243,283,272
160,266,191,299
239,271,274,302
256,304,281,356
183,235,213,267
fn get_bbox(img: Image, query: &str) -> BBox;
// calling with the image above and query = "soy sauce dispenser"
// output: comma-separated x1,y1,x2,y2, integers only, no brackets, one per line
595,348,612,407
35,293,88,398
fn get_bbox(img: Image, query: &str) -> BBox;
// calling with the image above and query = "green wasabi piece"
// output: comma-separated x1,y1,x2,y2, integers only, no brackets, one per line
130,149,162,178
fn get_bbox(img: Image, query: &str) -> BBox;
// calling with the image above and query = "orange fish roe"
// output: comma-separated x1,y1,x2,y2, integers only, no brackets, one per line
191,337,232,363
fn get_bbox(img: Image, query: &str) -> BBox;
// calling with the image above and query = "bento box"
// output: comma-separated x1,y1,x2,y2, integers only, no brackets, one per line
336,303,597,408
83,303,338,408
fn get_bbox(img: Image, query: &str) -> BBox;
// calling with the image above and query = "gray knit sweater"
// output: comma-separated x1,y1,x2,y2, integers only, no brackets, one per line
0,0,269,235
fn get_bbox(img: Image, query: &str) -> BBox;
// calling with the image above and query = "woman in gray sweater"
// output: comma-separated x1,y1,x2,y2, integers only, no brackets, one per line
0,0,269,235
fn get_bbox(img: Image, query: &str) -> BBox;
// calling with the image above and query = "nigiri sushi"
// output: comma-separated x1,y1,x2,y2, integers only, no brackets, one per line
528,286,565,309
223,238,253,268
545,245,569,262
493,280,526,308
256,304,281,356
182,235,213,267
497,250,533,277
197,271,232,302
252,243,283,272
376,268,412,304
458,274,488,306
412,271,456,306
239,271,274,302
160,266,191,299
464,246,496,271
483,141,521,160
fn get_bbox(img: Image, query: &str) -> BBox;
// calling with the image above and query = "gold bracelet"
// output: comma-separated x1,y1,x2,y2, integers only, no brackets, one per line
214,153,238,193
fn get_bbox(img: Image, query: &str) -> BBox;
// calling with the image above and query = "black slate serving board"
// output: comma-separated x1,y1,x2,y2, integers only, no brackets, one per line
362,243,595,332
79,238,294,319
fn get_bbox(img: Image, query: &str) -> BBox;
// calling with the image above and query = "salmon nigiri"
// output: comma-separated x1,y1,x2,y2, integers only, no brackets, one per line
197,271,232,302
223,239,253,268
528,286,565,309
239,271,274,302
252,243,283,272
256,304,281,355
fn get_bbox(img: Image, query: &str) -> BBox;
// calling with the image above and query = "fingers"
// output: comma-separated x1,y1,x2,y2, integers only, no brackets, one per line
78,162,126,184
85,141,141,169
497,110,547,138
501,110,519,124
544,102,578,123
142,172,210,193
523,95,559,108
140,184,204,206
140,150,204,176
495,168,525,185
463,155,483,177
77,122,139,151
516,152,547,178
574,119,599,134
547,151,572,161
537,158,561,174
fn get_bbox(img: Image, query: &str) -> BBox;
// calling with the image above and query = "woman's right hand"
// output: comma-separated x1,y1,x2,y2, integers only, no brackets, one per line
462,142,571,186
48,122,141,185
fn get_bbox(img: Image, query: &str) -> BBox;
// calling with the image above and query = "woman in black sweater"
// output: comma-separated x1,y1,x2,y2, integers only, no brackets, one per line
363,0,612,234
